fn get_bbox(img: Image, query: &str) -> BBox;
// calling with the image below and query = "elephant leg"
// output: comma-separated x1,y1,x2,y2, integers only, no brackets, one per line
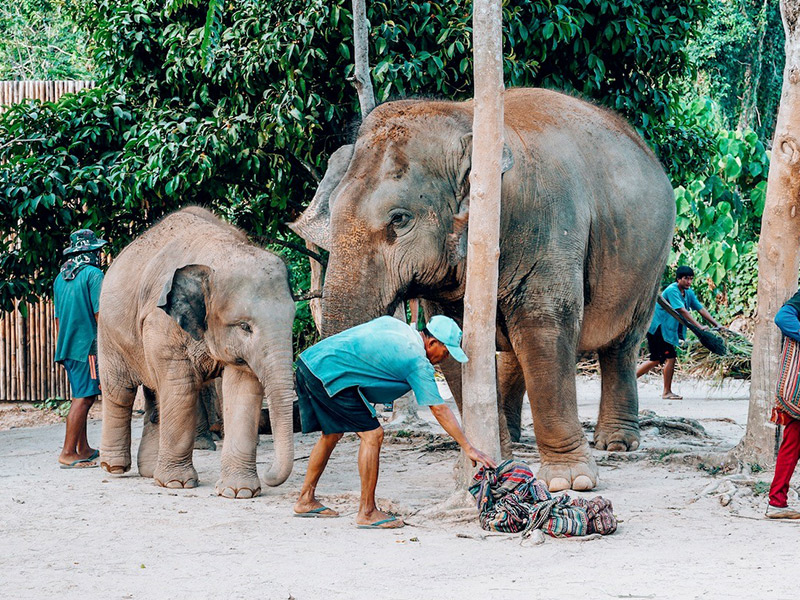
153,365,200,489
99,359,136,475
594,334,641,452
137,386,160,477
498,350,526,443
437,355,463,413
215,367,262,499
194,381,217,451
512,318,597,492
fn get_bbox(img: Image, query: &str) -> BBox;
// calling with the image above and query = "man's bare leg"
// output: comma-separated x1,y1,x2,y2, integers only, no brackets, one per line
355,426,403,528
636,360,659,378
662,358,680,398
59,395,97,465
294,432,343,516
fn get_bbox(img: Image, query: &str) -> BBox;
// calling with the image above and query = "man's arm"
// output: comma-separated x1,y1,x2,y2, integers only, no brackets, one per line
677,307,707,330
775,304,800,342
428,404,497,468
697,308,721,329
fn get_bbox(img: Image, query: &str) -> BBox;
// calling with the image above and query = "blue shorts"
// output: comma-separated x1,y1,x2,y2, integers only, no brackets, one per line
61,356,100,398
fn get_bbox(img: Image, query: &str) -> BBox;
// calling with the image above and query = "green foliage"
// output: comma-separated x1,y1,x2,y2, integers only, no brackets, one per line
685,0,783,141
34,396,71,417
669,97,768,322
0,0,93,79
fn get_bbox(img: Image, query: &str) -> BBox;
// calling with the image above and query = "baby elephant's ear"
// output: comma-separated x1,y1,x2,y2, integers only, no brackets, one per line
157,264,212,341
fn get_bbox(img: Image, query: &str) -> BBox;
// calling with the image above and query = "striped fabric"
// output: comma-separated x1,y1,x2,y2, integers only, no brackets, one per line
88,354,98,381
775,338,800,423
470,459,617,538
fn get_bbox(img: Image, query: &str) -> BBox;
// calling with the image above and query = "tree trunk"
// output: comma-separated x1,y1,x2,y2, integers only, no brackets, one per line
457,0,504,488
351,0,376,116
737,0,769,131
739,0,800,464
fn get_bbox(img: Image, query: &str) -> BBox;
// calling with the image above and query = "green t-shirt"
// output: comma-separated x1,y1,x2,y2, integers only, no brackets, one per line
54,265,104,363
299,316,444,416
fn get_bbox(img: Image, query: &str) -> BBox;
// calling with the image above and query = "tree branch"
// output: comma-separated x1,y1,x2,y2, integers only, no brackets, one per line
293,289,323,302
252,234,328,266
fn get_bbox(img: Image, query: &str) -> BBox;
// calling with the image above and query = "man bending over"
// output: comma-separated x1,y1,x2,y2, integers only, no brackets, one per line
293,315,496,529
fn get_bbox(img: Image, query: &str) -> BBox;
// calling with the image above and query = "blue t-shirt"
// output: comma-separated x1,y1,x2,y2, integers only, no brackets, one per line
299,316,444,415
648,281,704,347
775,304,800,342
54,266,103,362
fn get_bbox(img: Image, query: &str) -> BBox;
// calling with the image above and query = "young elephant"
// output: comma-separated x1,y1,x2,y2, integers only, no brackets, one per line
98,207,296,498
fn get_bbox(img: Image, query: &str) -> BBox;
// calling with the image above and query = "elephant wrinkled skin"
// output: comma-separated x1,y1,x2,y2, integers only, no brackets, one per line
98,207,297,498
292,88,675,492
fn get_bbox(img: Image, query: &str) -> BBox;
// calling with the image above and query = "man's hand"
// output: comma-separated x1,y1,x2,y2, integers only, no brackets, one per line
428,404,498,469
465,445,497,469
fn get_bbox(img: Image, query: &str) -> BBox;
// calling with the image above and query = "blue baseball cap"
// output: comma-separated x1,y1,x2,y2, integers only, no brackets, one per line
427,315,468,363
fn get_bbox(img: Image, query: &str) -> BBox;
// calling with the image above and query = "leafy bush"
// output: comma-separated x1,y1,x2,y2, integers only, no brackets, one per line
669,98,768,321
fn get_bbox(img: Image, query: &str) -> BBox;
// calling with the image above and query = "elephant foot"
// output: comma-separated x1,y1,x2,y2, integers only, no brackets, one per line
537,452,598,492
594,426,640,452
100,449,131,475
137,458,155,478
215,473,262,499
153,464,199,489
194,431,217,451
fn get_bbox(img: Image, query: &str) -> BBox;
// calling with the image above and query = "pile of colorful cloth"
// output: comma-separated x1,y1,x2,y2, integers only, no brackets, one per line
468,459,617,538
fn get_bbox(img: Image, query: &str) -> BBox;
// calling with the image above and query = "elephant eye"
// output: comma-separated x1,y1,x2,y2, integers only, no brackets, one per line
238,321,252,333
389,211,412,229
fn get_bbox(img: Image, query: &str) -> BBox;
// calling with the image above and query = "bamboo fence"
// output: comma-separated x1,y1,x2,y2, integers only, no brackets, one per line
1,80,95,401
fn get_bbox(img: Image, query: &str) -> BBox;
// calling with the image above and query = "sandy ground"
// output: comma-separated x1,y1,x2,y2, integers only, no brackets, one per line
1,374,799,600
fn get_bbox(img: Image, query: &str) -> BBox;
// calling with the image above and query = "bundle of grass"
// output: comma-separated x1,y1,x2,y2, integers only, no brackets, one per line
681,328,752,380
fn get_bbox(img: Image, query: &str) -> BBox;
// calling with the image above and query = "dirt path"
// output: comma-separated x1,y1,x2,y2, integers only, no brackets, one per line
1,375,798,599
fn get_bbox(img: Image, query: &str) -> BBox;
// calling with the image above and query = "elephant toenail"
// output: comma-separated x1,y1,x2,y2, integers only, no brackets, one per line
549,477,570,492
572,475,595,491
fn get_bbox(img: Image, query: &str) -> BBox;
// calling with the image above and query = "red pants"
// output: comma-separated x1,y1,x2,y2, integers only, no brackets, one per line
769,417,800,507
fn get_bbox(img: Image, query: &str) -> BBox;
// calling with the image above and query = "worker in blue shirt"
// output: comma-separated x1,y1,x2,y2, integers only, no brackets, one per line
293,315,497,529
637,266,721,399
54,229,106,468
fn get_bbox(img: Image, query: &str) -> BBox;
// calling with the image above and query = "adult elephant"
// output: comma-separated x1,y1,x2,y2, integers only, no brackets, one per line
99,207,296,498
291,88,675,492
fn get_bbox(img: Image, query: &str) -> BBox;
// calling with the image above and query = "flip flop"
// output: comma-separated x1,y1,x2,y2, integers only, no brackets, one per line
357,515,405,529
88,449,100,461
662,393,683,400
59,458,99,469
293,506,340,518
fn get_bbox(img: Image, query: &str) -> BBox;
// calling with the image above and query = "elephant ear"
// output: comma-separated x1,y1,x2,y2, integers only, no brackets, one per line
156,264,212,341
288,144,355,251
447,133,515,265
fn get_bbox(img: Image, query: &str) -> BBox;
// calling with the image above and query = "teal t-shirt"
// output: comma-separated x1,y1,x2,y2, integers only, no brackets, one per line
648,281,704,347
299,316,444,415
54,265,104,363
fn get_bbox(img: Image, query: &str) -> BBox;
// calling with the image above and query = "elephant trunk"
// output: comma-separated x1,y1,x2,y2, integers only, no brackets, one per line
256,344,296,487
321,264,389,337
